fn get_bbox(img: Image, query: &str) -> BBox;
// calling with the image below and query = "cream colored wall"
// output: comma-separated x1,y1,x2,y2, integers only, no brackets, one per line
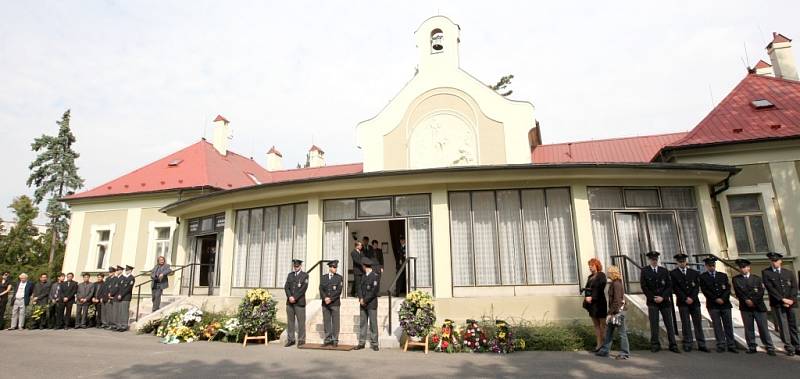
769,161,800,256
75,209,127,272
435,295,586,323
136,208,178,270
356,16,535,172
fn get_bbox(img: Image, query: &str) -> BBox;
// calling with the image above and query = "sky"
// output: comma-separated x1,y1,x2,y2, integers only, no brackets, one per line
1,0,799,223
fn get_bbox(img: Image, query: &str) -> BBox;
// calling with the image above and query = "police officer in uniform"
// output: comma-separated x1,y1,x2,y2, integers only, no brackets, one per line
115,265,135,332
350,242,365,297
640,251,679,353
320,260,343,347
355,258,380,351
761,252,799,356
91,273,106,328
670,253,708,352
105,266,122,330
698,257,737,353
733,258,776,355
284,259,308,347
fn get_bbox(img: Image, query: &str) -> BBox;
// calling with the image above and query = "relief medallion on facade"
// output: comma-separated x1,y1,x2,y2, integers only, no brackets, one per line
409,113,477,169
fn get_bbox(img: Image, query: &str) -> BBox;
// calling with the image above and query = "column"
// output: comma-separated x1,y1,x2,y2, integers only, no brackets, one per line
769,162,800,256
431,186,452,298
218,209,236,297
62,210,85,275
305,197,322,299
120,208,142,267
695,184,724,256
570,184,595,284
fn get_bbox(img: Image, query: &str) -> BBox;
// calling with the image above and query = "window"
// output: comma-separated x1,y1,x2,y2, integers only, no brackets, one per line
186,214,225,237
151,227,171,265
449,188,578,286
624,188,660,208
751,99,774,109
95,230,110,269
323,199,356,221
431,29,444,53
728,194,770,253
357,198,392,218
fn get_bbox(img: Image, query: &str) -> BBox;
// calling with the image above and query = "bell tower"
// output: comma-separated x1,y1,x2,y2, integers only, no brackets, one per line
415,16,461,74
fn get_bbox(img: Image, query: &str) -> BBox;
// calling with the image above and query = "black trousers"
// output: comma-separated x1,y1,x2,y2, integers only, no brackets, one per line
677,305,706,349
63,301,74,328
742,310,774,351
0,297,7,329
54,302,66,328
648,304,677,348
771,306,799,351
351,274,363,297
286,304,306,343
322,305,340,343
709,308,736,349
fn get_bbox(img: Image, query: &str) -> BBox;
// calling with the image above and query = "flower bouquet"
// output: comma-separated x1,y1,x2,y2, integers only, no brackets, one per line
490,319,515,354
218,317,242,342
462,319,489,352
399,290,436,341
202,321,222,341
433,319,461,353
182,307,203,326
157,308,202,343
237,288,278,337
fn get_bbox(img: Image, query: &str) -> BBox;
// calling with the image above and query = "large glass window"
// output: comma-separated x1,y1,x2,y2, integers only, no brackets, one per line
449,188,578,286
728,194,770,253
233,203,308,288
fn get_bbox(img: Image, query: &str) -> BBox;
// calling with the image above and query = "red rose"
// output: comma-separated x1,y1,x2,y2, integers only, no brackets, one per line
442,341,449,348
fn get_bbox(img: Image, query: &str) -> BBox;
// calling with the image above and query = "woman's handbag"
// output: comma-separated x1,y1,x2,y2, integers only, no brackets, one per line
608,300,626,326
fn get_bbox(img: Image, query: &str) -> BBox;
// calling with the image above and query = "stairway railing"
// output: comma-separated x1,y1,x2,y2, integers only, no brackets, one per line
610,254,644,295
134,263,199,322
386,257,417,335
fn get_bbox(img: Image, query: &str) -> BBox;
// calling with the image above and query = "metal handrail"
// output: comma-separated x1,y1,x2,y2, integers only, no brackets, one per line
387,257,416,336
134,263,199,322
610,254,643,295
694,253,739,274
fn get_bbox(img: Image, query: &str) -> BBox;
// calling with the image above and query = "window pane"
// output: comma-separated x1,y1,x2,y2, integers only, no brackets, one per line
188,219,199,233
260,207,279,287
647,213,680,257
293,203,308,262
99,230,110,242
245,209,263,287
588,187,623,209
323,199,355,221
472,191,500,285
624,189,660,208
522,190,552,284
749,216,770,252
358,198,392,218
546,188,578,284
232,210,249,287
96,245,106,269
729,194,762,213
449,192,474,286
661,188,696,209
678,211,704,258
156,227,170,240
201,217,214,232
497,190,525,285
732,216,752,253
615,213,645,281
408,217,432,287
215,214,226,229
591,211,617,270
275,205,295,287
395,195,430,216
323,221,344,263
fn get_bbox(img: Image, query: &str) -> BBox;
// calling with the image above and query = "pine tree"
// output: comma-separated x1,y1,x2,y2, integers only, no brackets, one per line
26,109,84,269
489,74,515,97
0,196,42,266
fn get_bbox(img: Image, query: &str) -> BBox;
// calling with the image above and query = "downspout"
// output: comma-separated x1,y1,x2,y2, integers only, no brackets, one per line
712,171,734,197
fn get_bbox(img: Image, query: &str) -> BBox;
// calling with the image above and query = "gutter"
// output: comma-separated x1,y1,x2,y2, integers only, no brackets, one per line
712,171,735,197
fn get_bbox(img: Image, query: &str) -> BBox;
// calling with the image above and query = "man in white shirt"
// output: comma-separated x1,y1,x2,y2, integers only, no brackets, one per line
8,273,33,330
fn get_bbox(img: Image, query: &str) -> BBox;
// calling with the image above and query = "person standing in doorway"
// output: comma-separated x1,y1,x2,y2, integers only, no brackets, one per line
355,258,380,351
150,256,172,312
362,236,372,258
31,273,51,329
75,273,94,328
284,259,308,347
699,257,737,353
670,253,708,352
762,252,799,356
207,246,217,295
350,241,365,297
8,273,33,330
370,240,385,275
394,236,407,296
91,273,106,328
0,272,12,329
733,258,776,355
115,265,135,332
640,251,679,353
320,260,343,347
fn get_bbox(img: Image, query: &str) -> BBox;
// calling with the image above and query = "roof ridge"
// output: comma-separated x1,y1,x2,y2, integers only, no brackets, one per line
538,131,688,147
269,162,363,173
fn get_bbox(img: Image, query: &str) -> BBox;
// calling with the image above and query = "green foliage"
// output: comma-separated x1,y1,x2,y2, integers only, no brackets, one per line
137,318,163,335
26,109,84,267
237,289,279,336
489,74,514,97
0,196,44,269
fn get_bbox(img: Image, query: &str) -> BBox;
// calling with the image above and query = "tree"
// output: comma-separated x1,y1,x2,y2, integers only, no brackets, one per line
26,109,84,269
489,74,515,97
0,196,42,267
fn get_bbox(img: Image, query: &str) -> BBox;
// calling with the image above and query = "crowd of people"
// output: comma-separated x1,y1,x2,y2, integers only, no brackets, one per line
583,251,799,360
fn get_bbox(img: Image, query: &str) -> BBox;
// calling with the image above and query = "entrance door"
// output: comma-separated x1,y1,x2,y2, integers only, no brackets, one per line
614,213,647,281
196,236,218,294
344,219,407,298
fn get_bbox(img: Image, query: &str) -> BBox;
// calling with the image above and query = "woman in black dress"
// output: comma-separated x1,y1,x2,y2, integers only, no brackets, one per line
583,258,608,351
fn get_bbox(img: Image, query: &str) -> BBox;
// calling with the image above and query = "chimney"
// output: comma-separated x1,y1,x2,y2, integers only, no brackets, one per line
211,115,232,155
767,32,798,81
266,146,283,171
308,145,325,168
752,60,775,77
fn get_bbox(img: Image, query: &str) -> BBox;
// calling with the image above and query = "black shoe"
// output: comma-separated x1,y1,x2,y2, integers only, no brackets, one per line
683,346,692,353
716,347,726,353
698,346,710,353
322,341,332,346
767,350,777,356
727,347,739,354
354,344,365,350
297,341,305,348
795,347,800,355
371,345,379,351
284,341,295,348
595,351,609,357
650,346,661,353
787,350,795,356
669,347,681,354
746,349,757,354
332,342,338,347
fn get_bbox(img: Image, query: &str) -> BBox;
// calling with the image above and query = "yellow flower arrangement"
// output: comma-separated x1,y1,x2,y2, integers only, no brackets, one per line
244,288,272,304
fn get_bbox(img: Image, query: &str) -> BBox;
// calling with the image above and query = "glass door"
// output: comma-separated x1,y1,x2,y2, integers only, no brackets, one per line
614,212,647,281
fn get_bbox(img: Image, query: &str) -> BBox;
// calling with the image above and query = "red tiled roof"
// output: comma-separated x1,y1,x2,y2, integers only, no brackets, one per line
664,74,800,150
532,132,688,163
66,140,272,200
767,32,792,49
754,60,772,69
213,115,229,123
267,163,363,183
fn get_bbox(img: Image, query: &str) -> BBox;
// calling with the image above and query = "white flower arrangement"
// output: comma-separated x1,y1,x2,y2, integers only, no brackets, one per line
181,307,203,325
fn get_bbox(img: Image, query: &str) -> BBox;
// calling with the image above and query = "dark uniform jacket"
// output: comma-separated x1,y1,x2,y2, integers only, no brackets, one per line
733,273,768,312
284,271,309,307
350,250,365,275
50,281,64,303
670,267,701,309
62,280,78,303
761,268,798,308
32,280,51,305
107,275,120,301
320,272,343,307
93,280,107,302
359,271,380,310
698,270,732,309
118,274,135,301
364,248,384,271
395,244,407,270
640,265,673,308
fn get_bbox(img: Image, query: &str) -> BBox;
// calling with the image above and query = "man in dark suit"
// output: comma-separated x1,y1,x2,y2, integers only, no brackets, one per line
698,256,737,353
105,266,122,330
75,273,95,328
670,253,708,352
761,252,799,356
91,273,106,328
394,236,407,296
150,256,172,312
115,265,135,332
733,258,775,355
350,241,365,297
30,273,51,329
355,258,380,351
0,271,12,329
51,273,66,329
8,273,34,330
640,251,679,353
284,259,308,347
62,272,78,329
320,260,343,347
